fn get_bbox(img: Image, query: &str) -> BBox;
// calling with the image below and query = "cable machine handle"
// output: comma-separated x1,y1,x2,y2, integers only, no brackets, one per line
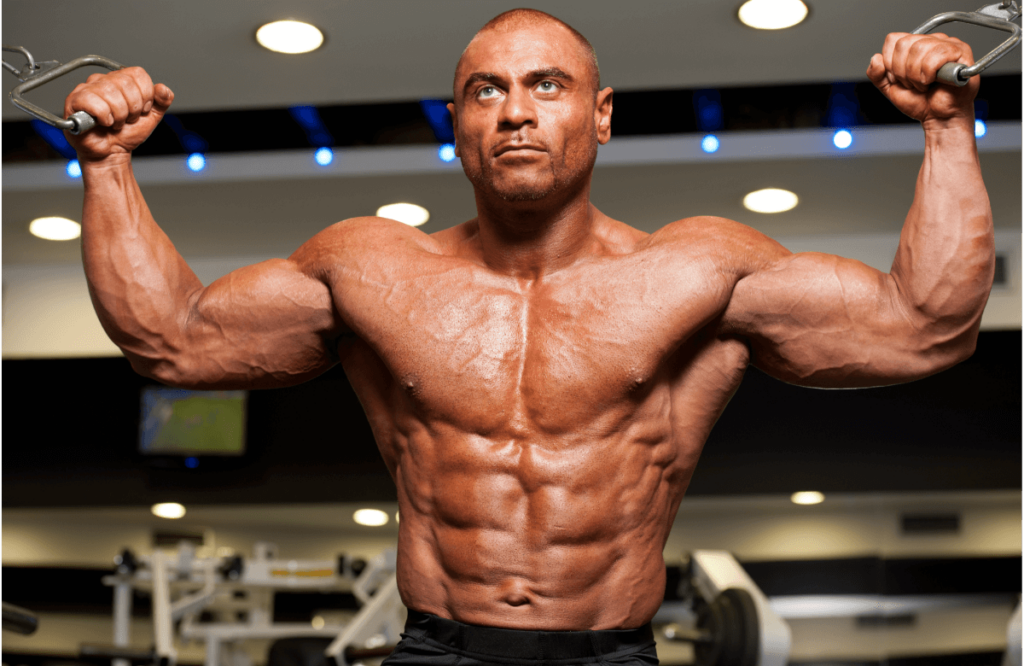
912,3,1022,87
4,49,124,134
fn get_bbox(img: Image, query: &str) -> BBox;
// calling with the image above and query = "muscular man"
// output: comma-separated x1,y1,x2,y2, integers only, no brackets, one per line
66,9,993,664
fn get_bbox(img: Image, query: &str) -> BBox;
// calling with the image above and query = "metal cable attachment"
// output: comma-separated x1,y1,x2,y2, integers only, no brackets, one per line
980,1,1022,21
995,0,1019,19
912,2,1022,86
2,45,124,134
2,45,37,78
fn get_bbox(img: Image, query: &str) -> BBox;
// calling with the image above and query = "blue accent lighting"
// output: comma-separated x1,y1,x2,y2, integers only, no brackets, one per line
66,159,82,178
185,456,199,469
163,114,209,153
975,119,987,138
420,100,456,143
315,147,334,166
701,134,720,153
826,83,860,129
187,153,206,172
31,119,77,159
833,130,853,149
693,90,724,132
289,106,334,148
438,143,457,163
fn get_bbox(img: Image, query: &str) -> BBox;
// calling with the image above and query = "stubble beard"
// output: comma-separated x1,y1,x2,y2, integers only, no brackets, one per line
465,129,598,203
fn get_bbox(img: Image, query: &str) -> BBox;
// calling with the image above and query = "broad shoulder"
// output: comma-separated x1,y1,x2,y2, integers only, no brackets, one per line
309,216,444,253
287,216,451,275
643,216,791,277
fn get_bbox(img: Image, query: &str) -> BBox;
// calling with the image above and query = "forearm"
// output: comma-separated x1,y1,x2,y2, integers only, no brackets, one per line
81,154,203,372
890,117,995,351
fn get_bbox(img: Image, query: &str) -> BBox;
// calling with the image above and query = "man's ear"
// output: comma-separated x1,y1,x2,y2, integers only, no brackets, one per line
595,88,613,145
447,102,460,157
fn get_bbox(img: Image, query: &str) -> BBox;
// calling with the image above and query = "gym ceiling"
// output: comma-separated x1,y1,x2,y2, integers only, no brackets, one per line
3,0,1021,265
1,1,1020,506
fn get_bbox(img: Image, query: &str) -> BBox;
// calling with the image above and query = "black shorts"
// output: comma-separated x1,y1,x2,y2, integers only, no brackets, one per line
382,610,660,666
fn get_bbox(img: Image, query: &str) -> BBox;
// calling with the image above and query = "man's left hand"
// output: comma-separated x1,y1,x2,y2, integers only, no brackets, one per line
867,32,979,128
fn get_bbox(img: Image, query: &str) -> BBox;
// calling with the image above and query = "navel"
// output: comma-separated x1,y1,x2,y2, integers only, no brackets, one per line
498,580,532,607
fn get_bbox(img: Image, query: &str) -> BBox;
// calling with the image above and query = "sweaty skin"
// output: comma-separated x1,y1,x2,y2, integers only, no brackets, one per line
67,13,993,631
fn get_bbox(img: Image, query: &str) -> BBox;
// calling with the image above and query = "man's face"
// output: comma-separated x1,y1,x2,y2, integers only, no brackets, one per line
449,23,612,204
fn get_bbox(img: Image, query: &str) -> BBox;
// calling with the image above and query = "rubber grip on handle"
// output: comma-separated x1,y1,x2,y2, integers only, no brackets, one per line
936,62,969,87
69,110,96,134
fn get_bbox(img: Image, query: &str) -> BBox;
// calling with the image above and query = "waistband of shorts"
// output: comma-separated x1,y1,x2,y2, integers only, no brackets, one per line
402,610,656,660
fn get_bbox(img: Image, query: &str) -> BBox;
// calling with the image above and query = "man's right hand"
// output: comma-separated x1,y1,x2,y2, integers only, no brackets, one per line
63,67,174,162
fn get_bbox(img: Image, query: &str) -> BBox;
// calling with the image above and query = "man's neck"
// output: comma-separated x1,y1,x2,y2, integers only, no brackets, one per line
473,188,597,281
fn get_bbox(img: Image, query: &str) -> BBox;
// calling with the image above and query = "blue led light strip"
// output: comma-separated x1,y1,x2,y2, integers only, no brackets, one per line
419,100,455,143
289,106,334,147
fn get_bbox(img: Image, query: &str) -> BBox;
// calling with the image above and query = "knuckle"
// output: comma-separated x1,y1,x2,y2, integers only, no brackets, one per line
129,66,151,83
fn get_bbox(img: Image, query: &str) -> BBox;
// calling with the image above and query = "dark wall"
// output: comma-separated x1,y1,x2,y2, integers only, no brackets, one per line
3,331,1019,508
690,329,1022,495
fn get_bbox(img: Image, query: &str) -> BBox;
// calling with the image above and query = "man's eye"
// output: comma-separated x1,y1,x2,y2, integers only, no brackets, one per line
479,86,498,98
538,81,556,92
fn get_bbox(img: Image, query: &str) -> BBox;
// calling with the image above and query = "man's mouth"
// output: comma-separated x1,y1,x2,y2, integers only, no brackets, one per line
494,143,546,157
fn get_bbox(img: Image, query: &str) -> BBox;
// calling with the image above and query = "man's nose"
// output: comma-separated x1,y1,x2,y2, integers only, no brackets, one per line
499,85,538,129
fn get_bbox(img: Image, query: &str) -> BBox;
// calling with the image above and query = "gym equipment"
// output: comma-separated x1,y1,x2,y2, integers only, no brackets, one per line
660,550,791,666
84,541,404,666
1005,598,1022,666
2,601,39,635
912,1,1022,86
324,550,405,665
2,45,123,134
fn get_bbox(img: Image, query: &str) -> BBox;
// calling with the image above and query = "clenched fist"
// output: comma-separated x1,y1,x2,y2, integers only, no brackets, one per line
63,66,174,162
867,32,979,128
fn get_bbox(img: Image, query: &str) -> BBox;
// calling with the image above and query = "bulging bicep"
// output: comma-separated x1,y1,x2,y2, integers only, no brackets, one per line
170,258,345,388
721,251,944,387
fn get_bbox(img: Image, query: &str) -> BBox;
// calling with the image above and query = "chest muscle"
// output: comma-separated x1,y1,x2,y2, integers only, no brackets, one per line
341,256,728,435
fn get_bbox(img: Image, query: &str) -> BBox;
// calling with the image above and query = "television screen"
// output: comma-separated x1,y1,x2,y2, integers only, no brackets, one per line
139,387,247,456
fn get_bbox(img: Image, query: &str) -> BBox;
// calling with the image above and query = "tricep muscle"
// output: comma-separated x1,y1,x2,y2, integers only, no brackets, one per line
148,258,343,389
722,251,959,388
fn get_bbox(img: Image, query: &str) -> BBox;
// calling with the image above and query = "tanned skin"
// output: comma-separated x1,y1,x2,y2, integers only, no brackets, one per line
67,14,993,631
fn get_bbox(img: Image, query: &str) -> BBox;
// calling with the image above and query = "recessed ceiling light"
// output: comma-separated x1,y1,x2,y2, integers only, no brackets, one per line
743,188,799,213
738,0,809,30
256,20,325,54
791,491,825,505
353,508,389,527
377,203,430,227
29,216,81,241
151,502,186,519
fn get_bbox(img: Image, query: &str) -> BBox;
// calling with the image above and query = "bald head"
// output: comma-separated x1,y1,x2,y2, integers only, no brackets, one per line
454,9,601,101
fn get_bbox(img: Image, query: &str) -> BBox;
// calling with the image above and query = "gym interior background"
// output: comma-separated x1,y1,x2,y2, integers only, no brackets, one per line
2,1,1020,664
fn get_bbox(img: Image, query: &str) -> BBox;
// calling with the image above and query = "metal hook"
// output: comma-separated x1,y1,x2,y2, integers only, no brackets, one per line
912,1,1022,86
3,45,37,78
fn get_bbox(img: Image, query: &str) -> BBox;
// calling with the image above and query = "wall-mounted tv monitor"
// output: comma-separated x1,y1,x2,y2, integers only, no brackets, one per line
139,387,247,456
